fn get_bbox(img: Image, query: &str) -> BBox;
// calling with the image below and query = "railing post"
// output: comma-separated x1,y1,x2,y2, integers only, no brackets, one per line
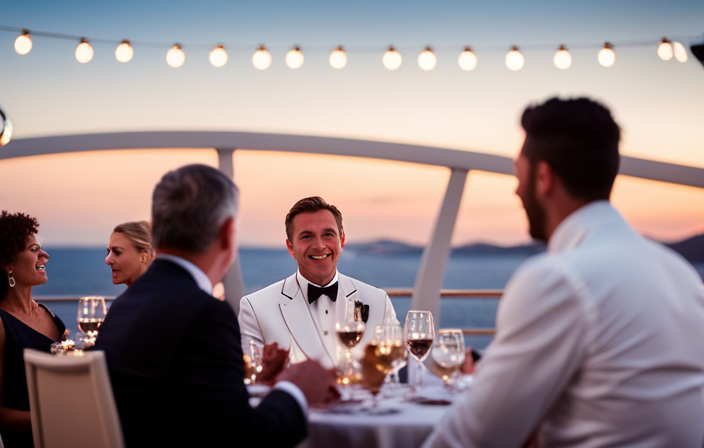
411,168,469,321
216,148,245,315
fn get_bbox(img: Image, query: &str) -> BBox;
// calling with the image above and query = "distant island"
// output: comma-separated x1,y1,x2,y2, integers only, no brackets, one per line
344,233,704,265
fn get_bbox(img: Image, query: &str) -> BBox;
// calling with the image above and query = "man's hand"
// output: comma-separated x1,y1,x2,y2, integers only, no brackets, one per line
277,360,340,406
256,342,289,385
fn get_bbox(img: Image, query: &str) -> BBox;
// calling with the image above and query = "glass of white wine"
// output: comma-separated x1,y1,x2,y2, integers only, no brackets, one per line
404,310,435,391
431,328,466,389
77,296,107,345
363,323,404,413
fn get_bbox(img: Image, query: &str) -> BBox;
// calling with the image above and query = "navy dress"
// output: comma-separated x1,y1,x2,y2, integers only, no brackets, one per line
0,304,66,448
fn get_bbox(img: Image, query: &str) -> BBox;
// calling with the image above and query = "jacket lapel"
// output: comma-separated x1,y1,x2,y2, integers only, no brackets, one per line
279,274,335,368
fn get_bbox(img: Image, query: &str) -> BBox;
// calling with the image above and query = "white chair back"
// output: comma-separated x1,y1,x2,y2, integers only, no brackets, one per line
23,348,124,448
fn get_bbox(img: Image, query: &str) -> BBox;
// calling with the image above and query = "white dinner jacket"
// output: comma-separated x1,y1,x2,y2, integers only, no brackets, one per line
238,272,396,369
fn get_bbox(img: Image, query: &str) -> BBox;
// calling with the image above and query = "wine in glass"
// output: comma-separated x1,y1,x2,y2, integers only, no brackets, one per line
77,296,107,345
336,319,366,385
431,328,466,388
404,310,435,391
362,323,404,413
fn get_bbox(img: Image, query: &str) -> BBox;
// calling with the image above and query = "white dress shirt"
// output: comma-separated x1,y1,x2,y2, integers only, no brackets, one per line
423,201,704,448
156,254,308,414
295,270,349,364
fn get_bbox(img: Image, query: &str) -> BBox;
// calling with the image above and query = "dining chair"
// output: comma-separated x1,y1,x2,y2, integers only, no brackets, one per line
23,348,125,448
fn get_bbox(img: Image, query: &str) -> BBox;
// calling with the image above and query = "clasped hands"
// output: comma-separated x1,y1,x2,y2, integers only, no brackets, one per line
253,342,340,406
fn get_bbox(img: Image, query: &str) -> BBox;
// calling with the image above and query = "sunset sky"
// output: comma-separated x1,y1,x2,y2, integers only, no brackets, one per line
1,0,703,248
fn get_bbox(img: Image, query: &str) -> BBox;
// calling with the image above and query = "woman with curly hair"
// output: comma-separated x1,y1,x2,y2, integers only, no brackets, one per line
105,220,155,287
0,211,66,448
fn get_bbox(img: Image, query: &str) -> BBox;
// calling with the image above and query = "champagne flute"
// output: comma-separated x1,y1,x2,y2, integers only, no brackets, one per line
404,310,435,391
76,296,107,345
431,328,466,389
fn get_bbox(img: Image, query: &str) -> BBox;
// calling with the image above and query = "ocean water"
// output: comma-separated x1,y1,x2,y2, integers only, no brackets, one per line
33,247,534,350
31,246,704,350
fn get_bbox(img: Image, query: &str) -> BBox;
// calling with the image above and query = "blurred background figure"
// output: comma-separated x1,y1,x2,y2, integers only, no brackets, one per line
105,221,154,287
0,211,66,448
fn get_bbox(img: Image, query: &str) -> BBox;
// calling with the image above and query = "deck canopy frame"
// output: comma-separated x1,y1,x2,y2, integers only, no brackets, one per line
3,131,704,318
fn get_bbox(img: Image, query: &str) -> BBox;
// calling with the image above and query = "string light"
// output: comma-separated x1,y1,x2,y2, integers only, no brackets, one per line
252,45,272,70
505,46,524,71
458,47,477,71
166,44,185,68
209,45,228,68
598,42,615,67
418,46,437,71
657,38,673,61
382,46,402,70
673,41,688,63
0,106,13,148
14,30,32,55
329,46,347,69
115,40,133,63
75,38,94,63
553,44,571,70
285,46,304,69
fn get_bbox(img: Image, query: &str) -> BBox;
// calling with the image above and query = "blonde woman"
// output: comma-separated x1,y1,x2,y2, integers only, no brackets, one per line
105,221,155,287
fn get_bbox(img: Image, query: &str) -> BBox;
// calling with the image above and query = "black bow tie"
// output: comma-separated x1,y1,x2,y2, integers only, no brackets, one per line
308,282,338,304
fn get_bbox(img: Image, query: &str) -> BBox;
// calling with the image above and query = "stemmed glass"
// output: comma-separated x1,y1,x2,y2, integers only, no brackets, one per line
244,340,263,385
431,329,466,389
336,318,366,385
76,296,107,346
362,323,404,413
404,310,435,391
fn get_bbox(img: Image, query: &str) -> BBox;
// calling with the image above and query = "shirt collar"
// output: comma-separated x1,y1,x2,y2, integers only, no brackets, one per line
156,253,214,295
296,270,339,289
547,200,623,254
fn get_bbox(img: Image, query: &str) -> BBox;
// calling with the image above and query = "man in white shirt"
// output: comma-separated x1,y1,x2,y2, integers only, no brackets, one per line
239,196,397,369
423,97,704,448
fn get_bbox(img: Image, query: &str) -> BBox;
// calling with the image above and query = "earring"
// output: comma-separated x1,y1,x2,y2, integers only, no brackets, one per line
8,272,16,288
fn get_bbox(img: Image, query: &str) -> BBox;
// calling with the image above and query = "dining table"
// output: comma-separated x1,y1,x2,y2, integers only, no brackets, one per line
249,373,473,448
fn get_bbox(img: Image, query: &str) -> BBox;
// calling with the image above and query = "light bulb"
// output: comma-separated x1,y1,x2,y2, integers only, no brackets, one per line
14,30,32,55
252,45,272,70
598,42,615,67
418,46,437,71
553,45,571,70
382,46,402,70
285,46,304,69
505,46,524,71
673,41,688,63
115,40,133,63
329,46,347,69
75,38,94,63
0,107,13,148
657,38,673,61
458,47,477,71
209,45,228,68
166,44,185,68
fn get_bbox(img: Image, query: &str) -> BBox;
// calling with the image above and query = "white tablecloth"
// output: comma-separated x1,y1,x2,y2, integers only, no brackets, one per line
295,385,457,448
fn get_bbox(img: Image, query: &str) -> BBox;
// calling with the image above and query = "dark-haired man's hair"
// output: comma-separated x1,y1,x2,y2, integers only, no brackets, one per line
285,197,343,242
521,97,621,201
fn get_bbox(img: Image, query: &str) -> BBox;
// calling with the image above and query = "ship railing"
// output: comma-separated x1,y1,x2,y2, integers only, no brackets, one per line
384,288,502,336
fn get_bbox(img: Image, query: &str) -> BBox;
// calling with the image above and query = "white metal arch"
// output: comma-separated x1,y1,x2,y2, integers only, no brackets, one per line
3,131,703,318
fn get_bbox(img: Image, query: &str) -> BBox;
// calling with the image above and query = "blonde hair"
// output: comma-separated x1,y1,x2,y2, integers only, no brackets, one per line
113,221,155,260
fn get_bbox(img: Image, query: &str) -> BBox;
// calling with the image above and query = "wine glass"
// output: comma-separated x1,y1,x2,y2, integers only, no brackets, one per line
431,329,466,389
76,296,107,345
362,323,404,413
336,319,366,386
244,340,263,385
404,310,435,391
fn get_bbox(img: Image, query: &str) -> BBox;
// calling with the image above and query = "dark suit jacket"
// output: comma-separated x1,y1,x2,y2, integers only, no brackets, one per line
93,259,306,448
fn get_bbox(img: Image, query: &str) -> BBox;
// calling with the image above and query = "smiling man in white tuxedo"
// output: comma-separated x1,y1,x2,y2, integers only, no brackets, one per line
239,196,397,370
